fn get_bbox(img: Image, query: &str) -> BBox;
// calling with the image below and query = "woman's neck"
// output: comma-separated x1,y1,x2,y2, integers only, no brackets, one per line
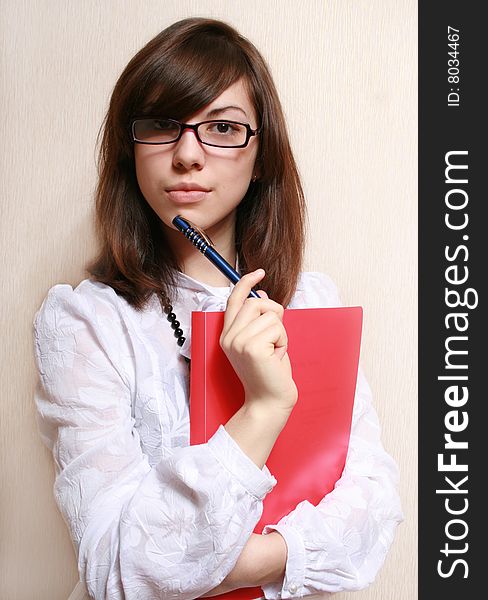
163,213,237,287
180,246,236,287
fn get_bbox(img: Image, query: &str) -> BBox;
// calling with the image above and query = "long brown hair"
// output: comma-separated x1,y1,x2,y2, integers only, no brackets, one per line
86,17,307,309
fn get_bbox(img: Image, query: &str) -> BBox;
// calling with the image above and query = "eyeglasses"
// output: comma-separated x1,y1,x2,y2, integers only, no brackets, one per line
131,118,261,148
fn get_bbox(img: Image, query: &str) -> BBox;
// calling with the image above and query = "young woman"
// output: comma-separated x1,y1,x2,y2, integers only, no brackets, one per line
33,17,403,600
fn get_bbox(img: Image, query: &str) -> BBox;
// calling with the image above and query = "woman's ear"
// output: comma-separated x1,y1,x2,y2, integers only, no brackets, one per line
251,163,262,182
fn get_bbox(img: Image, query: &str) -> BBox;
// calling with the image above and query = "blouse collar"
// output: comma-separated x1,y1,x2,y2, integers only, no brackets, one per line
174,270,234,297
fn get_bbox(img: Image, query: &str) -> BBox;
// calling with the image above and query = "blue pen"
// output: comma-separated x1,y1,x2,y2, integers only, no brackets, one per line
172,215,261,299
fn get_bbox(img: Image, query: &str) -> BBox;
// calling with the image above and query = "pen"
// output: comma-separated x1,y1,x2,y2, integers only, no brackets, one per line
172,215,261,299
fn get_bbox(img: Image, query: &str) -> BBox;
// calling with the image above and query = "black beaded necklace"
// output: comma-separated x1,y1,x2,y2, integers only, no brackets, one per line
157,256,241,367
158,292,191,366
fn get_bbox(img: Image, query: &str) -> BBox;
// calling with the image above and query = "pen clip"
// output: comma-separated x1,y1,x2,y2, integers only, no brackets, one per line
184,219,215,247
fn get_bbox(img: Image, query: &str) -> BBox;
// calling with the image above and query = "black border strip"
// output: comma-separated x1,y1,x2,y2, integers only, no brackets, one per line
419,3,485,597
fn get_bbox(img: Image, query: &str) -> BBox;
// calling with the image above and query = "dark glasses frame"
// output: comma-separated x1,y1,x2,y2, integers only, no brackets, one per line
130,117,261,148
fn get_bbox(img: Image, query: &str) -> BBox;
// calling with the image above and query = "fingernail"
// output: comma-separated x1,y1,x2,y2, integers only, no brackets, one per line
255,269,265,276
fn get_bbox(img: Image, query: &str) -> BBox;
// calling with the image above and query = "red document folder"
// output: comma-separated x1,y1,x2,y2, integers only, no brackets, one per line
190,307,363,599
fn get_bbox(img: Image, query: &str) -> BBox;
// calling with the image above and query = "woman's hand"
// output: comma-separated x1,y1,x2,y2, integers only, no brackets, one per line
200,532,288,596
220,269,298,413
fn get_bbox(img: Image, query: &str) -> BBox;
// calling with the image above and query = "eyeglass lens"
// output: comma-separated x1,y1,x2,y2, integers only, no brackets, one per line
133,119,248,147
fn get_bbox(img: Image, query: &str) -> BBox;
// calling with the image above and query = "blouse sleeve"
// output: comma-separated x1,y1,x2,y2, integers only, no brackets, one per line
33,282,276,600
261,272,404,599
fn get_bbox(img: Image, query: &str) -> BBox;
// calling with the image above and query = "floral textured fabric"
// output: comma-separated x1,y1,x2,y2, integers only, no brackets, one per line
33,271,403,600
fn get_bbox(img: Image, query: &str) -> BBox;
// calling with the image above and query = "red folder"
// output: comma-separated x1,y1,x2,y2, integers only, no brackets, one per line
190,307,363,599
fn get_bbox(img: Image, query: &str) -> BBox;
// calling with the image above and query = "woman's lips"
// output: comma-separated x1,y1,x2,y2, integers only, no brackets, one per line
166,190,209,203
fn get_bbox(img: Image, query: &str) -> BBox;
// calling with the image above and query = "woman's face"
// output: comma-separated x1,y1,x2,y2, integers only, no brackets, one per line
134,78,259,237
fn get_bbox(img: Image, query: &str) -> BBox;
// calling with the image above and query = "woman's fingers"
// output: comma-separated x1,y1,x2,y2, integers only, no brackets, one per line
222,271,286,351
220,270,297,410
230,312,288,358
223,270,265,327
228,295,284,340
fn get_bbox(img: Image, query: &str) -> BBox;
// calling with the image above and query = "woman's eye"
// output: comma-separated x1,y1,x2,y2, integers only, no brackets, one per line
208,122,238,135
153,120,175,131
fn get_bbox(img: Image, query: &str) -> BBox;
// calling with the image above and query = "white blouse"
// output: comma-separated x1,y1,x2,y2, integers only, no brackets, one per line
33,271,403,600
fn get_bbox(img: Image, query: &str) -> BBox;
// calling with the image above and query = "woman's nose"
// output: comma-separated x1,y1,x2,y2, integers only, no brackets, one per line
172,127,205,170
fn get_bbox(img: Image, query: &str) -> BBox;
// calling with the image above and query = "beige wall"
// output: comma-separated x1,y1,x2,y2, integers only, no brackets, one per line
0,1,417,598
